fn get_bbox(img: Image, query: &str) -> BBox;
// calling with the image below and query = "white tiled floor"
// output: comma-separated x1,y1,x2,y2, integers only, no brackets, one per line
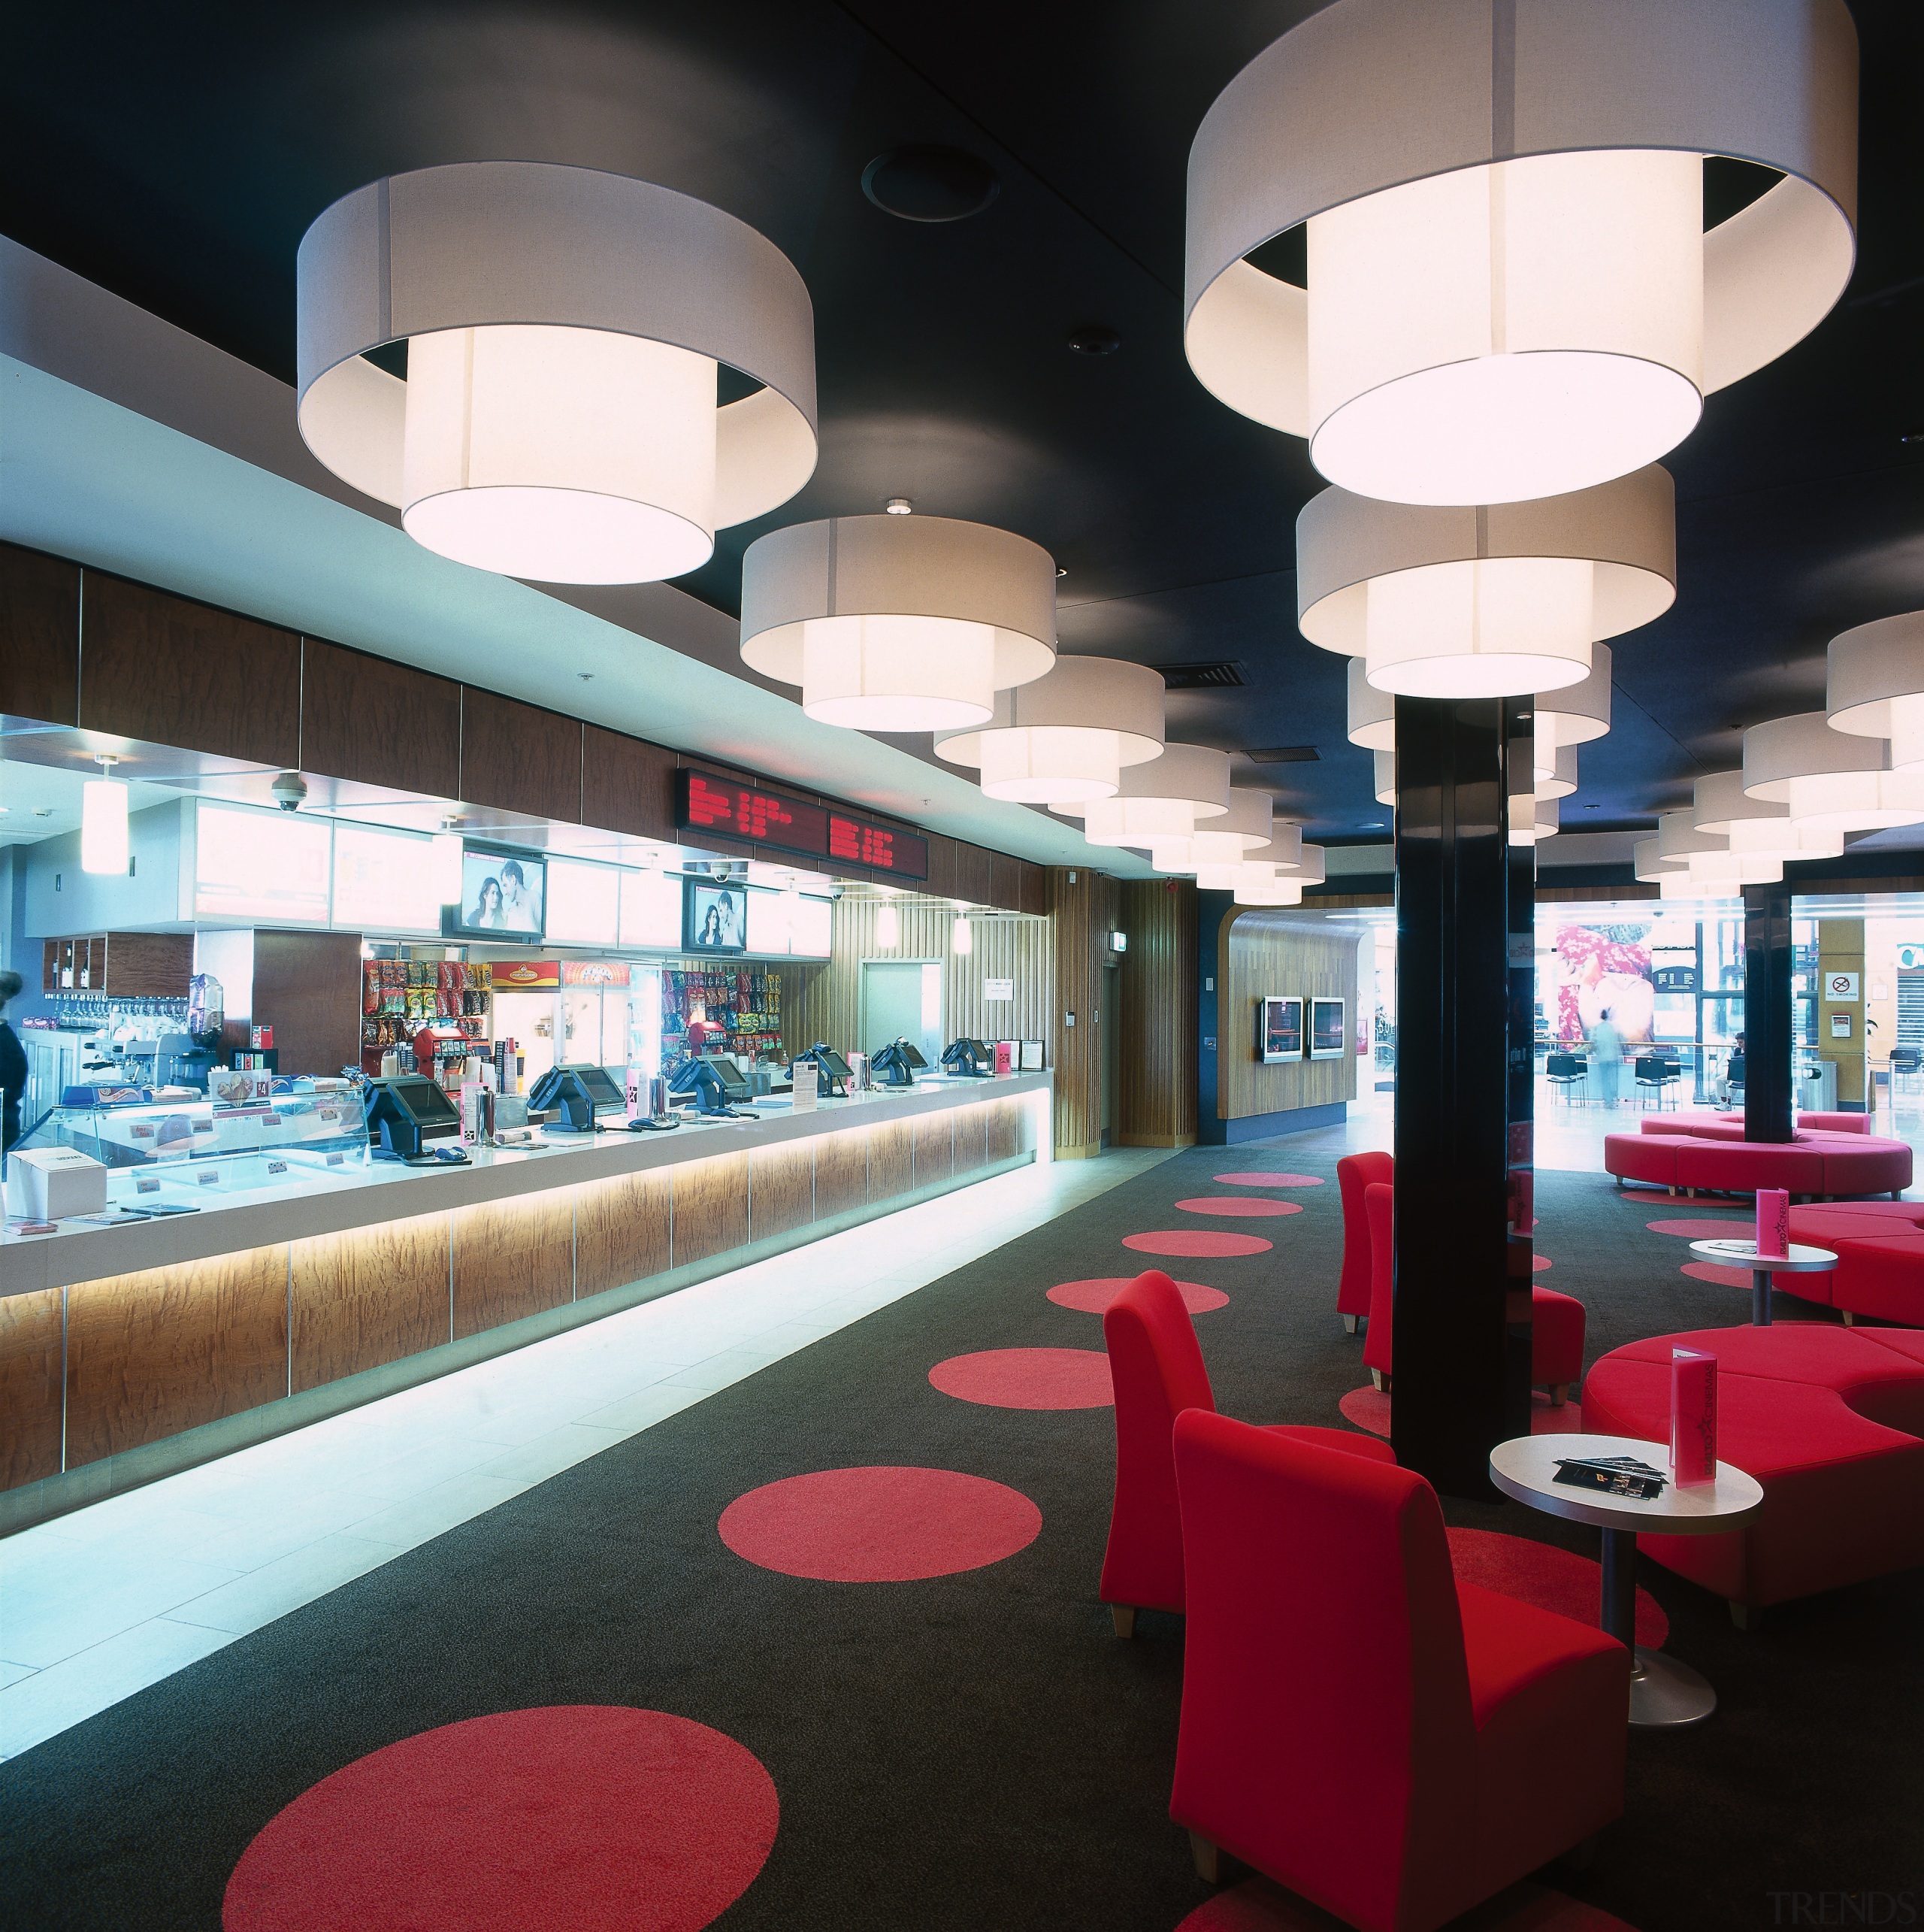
0,1146,1173,1762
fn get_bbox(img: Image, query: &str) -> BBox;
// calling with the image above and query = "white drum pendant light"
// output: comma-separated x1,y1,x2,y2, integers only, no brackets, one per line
1184,0,1858,505
1374,749,1396,807
934,655,1164,804
1744,712,1924,831
1060,743,1232,846
1151,789,1273,875
1535,643,1614,752
1236,846,1326,907
1510,794,1559,847
296,162,818,583
1691,771,1844,861
1827,612,1924,771
1346,656,1395,750
1196,821,1305,892
1536,744,1578,801
1296,468,1674,698
740,514,1056,731
81,754,129,875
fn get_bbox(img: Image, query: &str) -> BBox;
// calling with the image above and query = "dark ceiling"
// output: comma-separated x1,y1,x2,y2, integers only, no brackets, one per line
5,1,1923,843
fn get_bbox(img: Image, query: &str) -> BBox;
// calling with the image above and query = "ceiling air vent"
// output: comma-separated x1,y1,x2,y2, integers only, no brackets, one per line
1155,660,1248,690
1242,745,1320,764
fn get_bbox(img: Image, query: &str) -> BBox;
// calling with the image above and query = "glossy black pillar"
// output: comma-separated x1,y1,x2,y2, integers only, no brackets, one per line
1391,696,1523,1497
1502,703,1536,1444
1744,879,1795,1142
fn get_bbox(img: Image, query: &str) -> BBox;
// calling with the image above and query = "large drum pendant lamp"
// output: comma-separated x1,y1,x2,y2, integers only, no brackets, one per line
933,655,1164,804
1059,743,1233,846
1151,789,1274,875
1296,468,1674,698
1827,612,1924,771
1236,846,1326,907
1692,771,1844,861
740,514,1057,730
296,162,818,583
1744,712,1924,831
1184,0,1858,506
1535,643,1614,753
1197,821,1305,891
1346,656,1395,750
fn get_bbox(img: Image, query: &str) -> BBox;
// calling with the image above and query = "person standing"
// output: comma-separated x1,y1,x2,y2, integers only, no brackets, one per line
0,969,26,1155
1590,1007,1624,1107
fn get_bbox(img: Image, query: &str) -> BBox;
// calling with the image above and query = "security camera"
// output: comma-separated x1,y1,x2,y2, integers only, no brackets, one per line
271,771,309,812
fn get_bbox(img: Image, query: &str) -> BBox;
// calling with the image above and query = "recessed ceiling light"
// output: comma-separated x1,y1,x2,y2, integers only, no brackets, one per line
861,147,999,223
885,497,912,515
1069,326,1121,356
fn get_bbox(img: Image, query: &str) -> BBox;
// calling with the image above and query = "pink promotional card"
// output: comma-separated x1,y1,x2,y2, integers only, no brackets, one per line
1755,1188,1790,1259
1671,1346,1718,1487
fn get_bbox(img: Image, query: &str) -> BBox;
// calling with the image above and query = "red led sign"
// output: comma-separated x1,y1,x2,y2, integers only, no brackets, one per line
676,770,928,880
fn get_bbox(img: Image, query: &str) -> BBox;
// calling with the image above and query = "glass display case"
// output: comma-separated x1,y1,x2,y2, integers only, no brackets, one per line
13,1081,371,1215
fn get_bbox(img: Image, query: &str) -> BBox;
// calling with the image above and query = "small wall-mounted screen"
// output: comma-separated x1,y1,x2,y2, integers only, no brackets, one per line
684,878,749,954
1309,996,1346,1060
449,847,546,939
1259,995,1303,1063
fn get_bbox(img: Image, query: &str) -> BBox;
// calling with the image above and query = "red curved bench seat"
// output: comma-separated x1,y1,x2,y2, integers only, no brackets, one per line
1581,1325,1924,1616
1604,1119,1910,1201
1768,1202,1924,1327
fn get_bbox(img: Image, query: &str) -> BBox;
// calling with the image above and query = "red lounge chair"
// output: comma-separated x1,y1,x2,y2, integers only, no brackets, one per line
1336,1150,1394,1333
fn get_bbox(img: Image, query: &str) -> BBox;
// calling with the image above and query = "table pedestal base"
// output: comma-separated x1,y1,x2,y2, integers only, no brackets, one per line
1750,1267,1774,1326
1629,1646,1717,1727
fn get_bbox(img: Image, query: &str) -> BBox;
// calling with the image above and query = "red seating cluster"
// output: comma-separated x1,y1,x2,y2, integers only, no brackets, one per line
1777,1201,1924,1326
1582,1325,1924,1621
1605,1111,1911,1201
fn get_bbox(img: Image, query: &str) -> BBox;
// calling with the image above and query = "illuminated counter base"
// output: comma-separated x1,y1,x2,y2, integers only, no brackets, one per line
0,1077,1048,1532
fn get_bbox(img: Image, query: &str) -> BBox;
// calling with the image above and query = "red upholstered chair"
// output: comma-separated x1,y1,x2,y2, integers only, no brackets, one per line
1336,1151,1394,1333
1362,1183,1587,1404
1170,1413,1626,1931
1100,1270,1394,1637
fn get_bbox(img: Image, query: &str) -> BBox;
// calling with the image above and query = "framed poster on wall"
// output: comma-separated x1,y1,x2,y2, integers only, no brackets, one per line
1309,996,1346,1060
1257,995,1303,1063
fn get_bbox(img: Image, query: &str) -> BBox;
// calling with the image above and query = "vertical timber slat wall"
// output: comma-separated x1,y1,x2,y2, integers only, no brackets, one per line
1050,866,1113,1158
1213,911,1359,1125
1117,879,1198,1147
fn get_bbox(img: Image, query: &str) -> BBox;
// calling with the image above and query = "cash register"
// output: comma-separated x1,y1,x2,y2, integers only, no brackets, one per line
793,1043,853,1098
939,1038,994,1077
363,1075,468,1164
870,1038,927,1089
528,1064,627,1134
669,1056,758,1118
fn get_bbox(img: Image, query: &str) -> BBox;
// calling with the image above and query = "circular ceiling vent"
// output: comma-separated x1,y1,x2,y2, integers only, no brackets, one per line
861,147,1000,223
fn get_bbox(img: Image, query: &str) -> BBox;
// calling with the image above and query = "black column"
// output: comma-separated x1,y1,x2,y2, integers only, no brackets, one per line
1502,702,1536,1443
1391,696,1515,1497
1744,879,1794,1143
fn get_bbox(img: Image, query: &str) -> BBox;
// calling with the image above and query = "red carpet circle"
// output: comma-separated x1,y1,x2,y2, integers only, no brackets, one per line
1648,1217,1753,1238
1212,1171,1324,1187
1175,1195,1303,1219
929,1346,1113,1409
718,1467,1041,1581
1446,1526,1669,1647
1124,1229,1274,1258
1175,1877,1638,1932
1048,1277,1228,1315
1339,1387,1583,1440
1683,1260,1753,1289
222,1706,776,1932
1533,1254,1552,1270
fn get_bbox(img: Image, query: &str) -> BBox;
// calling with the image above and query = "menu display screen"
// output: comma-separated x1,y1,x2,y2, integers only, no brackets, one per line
676,770,928,879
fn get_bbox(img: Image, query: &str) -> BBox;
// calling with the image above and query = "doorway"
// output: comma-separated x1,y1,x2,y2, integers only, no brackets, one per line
861,959,944,1069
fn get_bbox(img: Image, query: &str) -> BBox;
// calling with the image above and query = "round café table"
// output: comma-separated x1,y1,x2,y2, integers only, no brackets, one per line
1489,1431,1762,1728
1687,1237,1836,1326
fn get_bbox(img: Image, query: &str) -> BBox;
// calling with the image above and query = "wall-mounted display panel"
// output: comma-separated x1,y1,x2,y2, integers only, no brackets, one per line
194,804,331,925
619,868,682,950
1308,995,1346,1061
685,877,748,955
331,824,443,934
448,846,545,940
545,858,621,947
1258,995,1303,1063
676,768,929,880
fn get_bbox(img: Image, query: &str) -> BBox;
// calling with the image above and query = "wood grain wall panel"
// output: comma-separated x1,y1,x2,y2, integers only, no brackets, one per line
574,1167,673,1298
1050,866,1110,1155
459,688,583,824
672,1152,750,1267
749,1140,814,1243
813,1128,867,1219
451,1195,576,1340
79,574,301,768
988,852,1022,915
65,1246,290,1466
1217,911,1361,1122
1018,862,1048,916
1118,879,1199,1146
922,836,960,900
582,726,679,840
101,931,195,998
301,639,461,799
953,1101,988,1173
252,929,365,1077
289,1213,452,1394
986,1095,1023,1163
0,541,80,725
0,1288,65,1489
954,843,993,906
869,1119,914,1202
911,1107,954,1187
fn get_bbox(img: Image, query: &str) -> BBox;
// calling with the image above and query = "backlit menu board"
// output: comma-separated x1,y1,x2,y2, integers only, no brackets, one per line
676,770,928,880
332,824,442,934
195,804,332,925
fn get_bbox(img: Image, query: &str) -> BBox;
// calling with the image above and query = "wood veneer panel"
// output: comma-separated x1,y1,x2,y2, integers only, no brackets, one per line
1217,910,1359,1122
672,1152,749,1267
80,574,300,767
459,688,583,824
574,1167,673,1298
922,835,960,901
0,541,80,725
986,1095,1023,1163
749,1141,813,1243
1050,865,1108,1154
988,852,1022,916
0,1289,65,1489
954,843,993,907
290,1213,451,1394
102,931,195,998
65,1246,290,1465
813,1128,867,1219
1018,862,1049,917
451,1194,576,1340
253,929,365,1077
1118,879,1198,1146
301,639,461,798
912,1108,954,1188
869,1119,913,1203
582,726,678,841
954,1103,989,1173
